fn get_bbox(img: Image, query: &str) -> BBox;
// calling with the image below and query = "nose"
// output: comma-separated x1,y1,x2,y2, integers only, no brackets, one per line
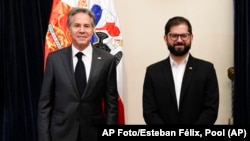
176,35,182,41
79,26,85,32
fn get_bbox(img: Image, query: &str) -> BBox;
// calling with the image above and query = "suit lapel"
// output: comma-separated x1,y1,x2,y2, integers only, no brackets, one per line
81,47,102,99
59,46,79,98
162,58,178,107
179,56,194,105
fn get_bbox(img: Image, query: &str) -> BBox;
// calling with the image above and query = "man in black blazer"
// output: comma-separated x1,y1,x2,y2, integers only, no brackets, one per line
37,8,118,141
143,16,219,124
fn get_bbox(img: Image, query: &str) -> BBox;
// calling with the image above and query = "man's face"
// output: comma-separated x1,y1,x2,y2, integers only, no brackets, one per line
69,12,94,49
164,24,193,56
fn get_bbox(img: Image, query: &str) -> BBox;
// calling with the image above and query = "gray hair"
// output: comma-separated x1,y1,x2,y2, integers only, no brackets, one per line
67,7,96,28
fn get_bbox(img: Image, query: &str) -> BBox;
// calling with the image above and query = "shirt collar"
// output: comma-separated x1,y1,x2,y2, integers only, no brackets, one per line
170,53,189,66
72,44,93,58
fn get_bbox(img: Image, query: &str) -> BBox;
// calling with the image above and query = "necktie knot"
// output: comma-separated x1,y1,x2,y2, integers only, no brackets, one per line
76,52,83,60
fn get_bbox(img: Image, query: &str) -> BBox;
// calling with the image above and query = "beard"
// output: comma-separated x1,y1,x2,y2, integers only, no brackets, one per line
167,42,191,56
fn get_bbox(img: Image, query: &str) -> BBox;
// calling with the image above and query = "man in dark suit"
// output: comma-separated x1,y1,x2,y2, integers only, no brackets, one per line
143,16,219,124
37,8,118,141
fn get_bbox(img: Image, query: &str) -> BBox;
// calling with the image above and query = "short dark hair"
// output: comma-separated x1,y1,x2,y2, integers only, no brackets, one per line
164,16,192,35
67,7,96,28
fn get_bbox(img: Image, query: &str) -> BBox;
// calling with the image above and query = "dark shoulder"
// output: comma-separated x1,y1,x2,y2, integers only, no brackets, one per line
189,56,215,71
147,58,169,69
48,46,70,57
191,56,214,66
93,47,115,58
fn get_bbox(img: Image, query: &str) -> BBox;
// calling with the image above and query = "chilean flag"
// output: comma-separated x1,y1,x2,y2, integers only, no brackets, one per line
44,0,125,124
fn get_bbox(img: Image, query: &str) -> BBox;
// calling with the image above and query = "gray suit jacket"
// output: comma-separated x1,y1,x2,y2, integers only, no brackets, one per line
143,55,219,124
37,46,118,141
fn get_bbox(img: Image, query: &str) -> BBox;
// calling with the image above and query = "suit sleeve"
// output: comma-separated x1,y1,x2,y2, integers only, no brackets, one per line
104,56,118,124
143,67,165,124
37,54,54,141
195,64,219,124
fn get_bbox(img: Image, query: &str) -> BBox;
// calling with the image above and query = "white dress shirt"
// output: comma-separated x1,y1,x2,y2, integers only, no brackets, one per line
170,54,189,109
72,45,93,82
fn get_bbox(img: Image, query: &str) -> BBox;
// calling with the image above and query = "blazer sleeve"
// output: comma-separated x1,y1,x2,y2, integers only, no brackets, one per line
104,56,118,124
143,66,165,124
194,63,219,124
37,54,54,141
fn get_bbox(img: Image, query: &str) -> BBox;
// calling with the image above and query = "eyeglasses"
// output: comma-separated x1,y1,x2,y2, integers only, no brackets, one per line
168,33,191,41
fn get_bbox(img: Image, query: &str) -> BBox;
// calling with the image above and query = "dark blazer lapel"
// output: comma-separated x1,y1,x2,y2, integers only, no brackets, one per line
162,58,178,105
179,55,194,105
60,46,79,97
82,47,102,98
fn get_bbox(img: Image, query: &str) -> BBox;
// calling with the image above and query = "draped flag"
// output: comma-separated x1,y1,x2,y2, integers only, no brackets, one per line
44,0,125,124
